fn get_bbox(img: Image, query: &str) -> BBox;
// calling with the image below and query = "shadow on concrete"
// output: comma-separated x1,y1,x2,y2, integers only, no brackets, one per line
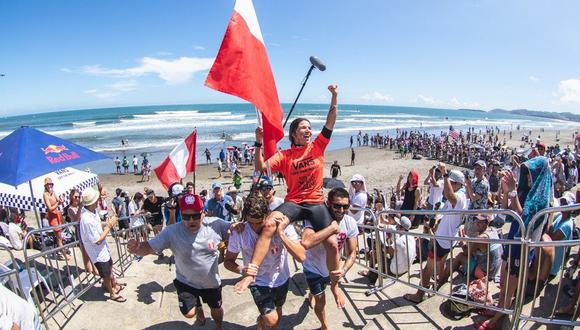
137,281,164,304
142,320,192,329
78,285,108,302
278,298,311,329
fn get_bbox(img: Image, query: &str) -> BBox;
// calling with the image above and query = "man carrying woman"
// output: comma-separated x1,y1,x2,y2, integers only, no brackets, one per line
234,85,346,308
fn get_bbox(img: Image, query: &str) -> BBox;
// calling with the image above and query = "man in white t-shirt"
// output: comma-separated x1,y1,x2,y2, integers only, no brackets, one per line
132,155,139,173
348,174,368,226
385,216,416,276
423,166,443,209
404,165,467,304
301,188,359,330
79,187,124,302
7,219,33,251
224,194,303,329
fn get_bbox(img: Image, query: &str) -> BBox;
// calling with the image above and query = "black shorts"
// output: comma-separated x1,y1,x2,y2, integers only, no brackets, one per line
274,202,333,232
249,280,290,315
173,279,222,314
428,240,451,260
94,258,113,278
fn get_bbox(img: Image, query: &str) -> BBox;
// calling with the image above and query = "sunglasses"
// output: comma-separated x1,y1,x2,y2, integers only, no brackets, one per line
351,181,362,185
182,213,202,221
260,186,273,191
73,196,80,199
331,203,350,210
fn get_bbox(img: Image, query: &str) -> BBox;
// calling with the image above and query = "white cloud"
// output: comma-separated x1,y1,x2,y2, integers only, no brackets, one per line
529,75,540,82
80,56,214,85
558,78,580,103
361,91,393,103
414,94,481,109
193,45,206,51
84,80,137,99
269,42,281,47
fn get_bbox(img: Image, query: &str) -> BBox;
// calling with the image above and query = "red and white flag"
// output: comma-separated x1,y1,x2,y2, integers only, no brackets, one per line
449,128,460,139
205,0,283,160
154,130,197,189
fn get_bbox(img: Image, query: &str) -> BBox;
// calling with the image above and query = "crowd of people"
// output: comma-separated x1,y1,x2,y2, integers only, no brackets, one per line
2,83,579,329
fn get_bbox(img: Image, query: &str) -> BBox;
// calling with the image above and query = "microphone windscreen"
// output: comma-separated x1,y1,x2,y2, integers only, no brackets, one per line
309,56,326,71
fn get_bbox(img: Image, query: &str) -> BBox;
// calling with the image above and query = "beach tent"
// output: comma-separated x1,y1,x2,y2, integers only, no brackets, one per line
0,127,108,226
0,167,98,213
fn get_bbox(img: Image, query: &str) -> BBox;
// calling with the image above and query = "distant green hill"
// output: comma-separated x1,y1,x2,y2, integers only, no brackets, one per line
489,108,580,122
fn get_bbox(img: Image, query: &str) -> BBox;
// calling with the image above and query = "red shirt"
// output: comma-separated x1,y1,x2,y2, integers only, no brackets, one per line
267,134,329,204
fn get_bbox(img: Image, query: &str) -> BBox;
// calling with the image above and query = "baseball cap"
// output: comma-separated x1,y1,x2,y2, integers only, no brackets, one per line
146,189,155,196
395,216,412,230
211,182,222,190
474,160,487,169
257,176,273,188
44,177,53,185
227,186,238,194
560,191,576,206
171,184,184,196
536,142,546,148
448,170,465,185
179,193,204,212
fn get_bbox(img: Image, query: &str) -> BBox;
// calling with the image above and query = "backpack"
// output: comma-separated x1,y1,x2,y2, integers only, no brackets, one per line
441,284,474,320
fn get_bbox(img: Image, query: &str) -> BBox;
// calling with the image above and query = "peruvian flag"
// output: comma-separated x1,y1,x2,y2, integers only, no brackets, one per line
154,130,197,189
205,0,283,160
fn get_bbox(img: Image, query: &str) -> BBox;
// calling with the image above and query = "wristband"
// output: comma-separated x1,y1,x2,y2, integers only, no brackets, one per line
508,190,517,198
254,142,262,148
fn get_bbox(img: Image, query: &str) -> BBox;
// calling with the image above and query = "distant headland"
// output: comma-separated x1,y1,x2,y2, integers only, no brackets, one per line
458,108,580,122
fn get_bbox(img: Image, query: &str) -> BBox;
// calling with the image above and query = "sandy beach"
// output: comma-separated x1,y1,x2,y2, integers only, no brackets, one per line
98,127,579,199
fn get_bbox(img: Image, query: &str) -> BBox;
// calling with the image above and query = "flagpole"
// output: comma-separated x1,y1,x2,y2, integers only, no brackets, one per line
193,128,197,194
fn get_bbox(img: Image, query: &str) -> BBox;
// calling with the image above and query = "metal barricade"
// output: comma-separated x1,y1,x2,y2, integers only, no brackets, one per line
514,203,580,329
0,243,25,298
110,214,151,277
355,208,527,326
23,222,99,329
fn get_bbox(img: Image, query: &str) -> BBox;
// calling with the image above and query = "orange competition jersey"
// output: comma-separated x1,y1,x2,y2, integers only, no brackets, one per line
267,133,330,204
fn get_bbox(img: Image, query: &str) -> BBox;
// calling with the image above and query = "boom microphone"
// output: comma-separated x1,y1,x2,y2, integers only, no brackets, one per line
283,56,327,128
309,56,326,72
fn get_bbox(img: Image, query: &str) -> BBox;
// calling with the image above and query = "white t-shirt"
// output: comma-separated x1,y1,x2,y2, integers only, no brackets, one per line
128,201,144,228
80,208,111,263
303,214,359,277
349,191,368,225
227,223,299,287
427,179,444,206
7,223,23,250
269,196,284,211
132,157,138,166
434,189,468,249
390,232,417,275
0,285,39,330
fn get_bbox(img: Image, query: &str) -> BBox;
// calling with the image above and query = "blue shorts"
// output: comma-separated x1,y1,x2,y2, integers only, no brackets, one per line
249,280,289,315
304,269,330,296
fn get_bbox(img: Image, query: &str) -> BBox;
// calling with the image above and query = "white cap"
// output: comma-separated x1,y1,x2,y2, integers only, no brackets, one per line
448,170,465,185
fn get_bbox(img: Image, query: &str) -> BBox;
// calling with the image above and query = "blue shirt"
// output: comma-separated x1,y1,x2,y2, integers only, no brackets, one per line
550,214,574,276
163,207,182,224
205,195,234,222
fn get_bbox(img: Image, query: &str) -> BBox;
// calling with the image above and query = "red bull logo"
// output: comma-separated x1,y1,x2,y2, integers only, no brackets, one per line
41,144,80,164
41,144,68,155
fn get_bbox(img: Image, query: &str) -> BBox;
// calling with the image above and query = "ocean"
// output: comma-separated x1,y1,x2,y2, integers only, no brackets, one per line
2,104,576,174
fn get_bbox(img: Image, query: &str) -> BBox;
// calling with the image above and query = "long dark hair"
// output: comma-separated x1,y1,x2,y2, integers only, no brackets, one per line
288,117,310,145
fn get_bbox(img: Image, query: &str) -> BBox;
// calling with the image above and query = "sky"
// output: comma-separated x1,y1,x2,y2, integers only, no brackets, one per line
1,0,580,116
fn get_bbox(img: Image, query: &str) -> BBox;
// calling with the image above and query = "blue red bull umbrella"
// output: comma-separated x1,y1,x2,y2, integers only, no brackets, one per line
0,127,109,186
